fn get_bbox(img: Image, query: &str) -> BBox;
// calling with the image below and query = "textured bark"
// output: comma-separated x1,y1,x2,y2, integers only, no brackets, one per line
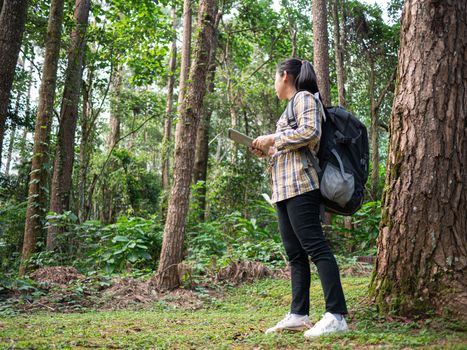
331,0,345,107
153,0,217,290
47,0,90,251
369,0,467,318
162,7,177,191
0,0,28,165
19,0,64,276
312,0,330,106
192,8,222,221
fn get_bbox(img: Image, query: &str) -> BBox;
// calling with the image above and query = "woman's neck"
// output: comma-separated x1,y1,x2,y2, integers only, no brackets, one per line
286,86,297,100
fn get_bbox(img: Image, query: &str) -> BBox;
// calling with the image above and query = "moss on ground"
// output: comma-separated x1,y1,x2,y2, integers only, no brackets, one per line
1,276,466,349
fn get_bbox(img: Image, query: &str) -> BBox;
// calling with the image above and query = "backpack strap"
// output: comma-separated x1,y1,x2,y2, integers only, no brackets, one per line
286,91,323,174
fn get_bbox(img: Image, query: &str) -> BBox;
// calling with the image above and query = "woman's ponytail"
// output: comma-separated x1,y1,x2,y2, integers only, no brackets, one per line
276,58,320,95
295,60,319,94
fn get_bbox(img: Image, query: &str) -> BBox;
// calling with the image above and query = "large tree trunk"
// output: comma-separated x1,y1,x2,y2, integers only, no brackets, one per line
47,0,90,251
312,0,332,226
369,0,467,318
20,0,64,276
153,0,217,291
0,0,28,166
312,0,330,106
162,7,177,191
192,8,222,221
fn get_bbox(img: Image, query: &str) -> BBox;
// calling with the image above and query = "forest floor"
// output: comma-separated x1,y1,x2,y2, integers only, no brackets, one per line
0,264,466,349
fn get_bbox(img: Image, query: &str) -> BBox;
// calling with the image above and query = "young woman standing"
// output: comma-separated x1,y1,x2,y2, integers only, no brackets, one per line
250,58,349,338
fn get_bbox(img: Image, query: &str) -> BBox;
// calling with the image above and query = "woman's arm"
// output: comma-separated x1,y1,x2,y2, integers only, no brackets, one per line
274,92,322,151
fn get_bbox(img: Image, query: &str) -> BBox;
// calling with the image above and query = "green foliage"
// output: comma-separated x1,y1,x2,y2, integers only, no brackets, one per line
0,199,27,273
25,214,163,274
87,216,163,273
186,196,284,271
329,201,381,256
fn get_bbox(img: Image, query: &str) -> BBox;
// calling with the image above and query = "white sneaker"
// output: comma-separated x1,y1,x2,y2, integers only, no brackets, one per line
304,312,348,338
265,312,311,334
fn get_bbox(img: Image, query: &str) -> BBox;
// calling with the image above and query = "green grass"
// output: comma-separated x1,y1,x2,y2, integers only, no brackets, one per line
1,276,466,349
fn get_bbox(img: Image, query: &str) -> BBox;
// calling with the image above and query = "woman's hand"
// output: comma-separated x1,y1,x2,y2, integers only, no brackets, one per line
252,134,275,150
249,146,277,158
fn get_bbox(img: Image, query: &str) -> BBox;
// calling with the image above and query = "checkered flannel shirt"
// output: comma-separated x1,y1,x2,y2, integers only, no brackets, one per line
267,90,323,203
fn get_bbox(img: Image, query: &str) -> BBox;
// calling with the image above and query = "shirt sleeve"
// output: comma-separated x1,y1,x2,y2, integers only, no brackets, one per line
274,91,322,151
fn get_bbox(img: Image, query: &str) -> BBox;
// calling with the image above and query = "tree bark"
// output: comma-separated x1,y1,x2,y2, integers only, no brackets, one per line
0,0,28,166
312,0,331,106
162,7,177,191
20,0,64,276
369,0,467,318
47,0,90,251
153,0,217,291
192,8,222,221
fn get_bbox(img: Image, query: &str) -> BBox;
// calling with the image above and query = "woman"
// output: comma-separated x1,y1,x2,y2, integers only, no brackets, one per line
250,58,349,338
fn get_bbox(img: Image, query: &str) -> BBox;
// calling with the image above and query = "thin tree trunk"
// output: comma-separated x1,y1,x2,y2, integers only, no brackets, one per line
162,7,177,191
228,78,238,163
19,62,33,161
106,65,123,150
369,0,467,318
0,0,28,166
47,0,90,251
152,0,217,291
312,0,330,106
5,86,21,175
78,66,93,222
332,0,345,107
20,0,64,276
369,64,379,200
177,0,192,107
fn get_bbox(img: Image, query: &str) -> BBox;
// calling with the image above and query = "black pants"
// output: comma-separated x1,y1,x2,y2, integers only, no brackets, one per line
276,189,348,316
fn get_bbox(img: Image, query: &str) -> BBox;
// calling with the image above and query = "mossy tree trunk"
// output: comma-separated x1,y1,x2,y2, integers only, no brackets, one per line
369,0,467,318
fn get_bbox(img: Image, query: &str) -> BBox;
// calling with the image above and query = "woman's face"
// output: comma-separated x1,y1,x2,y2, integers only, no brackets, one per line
274,70,291,100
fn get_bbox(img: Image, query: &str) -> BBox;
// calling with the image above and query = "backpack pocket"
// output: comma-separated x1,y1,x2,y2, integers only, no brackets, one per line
320,149,355,207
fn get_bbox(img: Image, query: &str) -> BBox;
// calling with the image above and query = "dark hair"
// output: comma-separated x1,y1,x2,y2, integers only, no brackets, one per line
276,58,320,94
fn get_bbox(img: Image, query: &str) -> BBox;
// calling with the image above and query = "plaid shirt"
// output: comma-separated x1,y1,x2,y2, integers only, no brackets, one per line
267,90,323,203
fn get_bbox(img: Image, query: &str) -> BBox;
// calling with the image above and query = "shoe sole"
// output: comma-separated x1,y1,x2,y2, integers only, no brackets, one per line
266,325,311,334
304,329,348,338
